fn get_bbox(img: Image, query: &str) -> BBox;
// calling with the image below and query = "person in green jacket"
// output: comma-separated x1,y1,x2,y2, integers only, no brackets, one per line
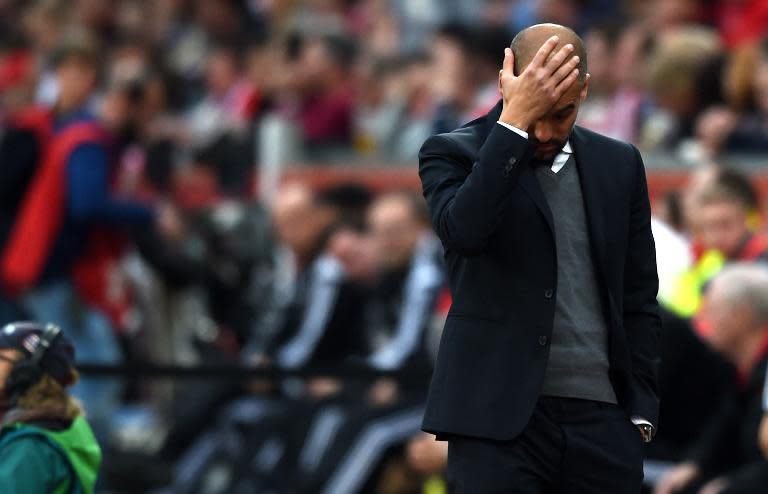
0,321,101,493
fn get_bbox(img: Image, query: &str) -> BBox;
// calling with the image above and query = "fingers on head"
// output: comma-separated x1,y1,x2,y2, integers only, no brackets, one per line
530,35,559,68
555,68,580,94
503,47,513,73
547,43,574,71
553,55,580,82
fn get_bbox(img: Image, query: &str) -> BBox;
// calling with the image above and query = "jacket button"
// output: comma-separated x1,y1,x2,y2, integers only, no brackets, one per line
544,289,554,299
502,157,516,178
538,335,548,346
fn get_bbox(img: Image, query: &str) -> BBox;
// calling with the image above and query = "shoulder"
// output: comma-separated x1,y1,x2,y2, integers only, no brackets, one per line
0,427,67,469
573,125,643,181
574,125,638,156
420,117,489,164
0,430,69,492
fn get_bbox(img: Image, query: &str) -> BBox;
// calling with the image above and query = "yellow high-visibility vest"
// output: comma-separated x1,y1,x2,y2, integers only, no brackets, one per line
663,250,725,318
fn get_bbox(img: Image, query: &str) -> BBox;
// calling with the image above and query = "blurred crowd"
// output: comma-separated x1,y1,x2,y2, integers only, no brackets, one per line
1,0,768,166
2,0,768,493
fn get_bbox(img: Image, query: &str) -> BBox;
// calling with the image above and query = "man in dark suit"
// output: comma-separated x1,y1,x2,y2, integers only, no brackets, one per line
418,23,661,493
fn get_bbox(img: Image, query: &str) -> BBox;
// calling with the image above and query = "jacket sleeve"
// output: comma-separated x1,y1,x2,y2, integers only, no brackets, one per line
67,144,155,225
623,144,662,428
418,124,534,256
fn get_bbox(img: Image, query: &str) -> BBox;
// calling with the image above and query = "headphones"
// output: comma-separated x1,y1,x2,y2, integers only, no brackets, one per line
4,323,61,404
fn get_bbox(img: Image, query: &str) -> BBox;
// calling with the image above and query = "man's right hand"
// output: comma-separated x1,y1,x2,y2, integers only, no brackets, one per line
498,36,581,131
654,461,700,494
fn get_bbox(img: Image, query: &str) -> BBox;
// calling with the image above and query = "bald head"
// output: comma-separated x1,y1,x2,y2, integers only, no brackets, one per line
511,24,587,82
272,183,334,262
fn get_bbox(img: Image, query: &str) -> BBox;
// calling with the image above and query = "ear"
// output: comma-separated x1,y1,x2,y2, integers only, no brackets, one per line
580,73,590,102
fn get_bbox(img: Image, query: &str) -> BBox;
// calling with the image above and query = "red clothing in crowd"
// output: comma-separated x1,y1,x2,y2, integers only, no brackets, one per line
298,85,354,145
715,0,768,48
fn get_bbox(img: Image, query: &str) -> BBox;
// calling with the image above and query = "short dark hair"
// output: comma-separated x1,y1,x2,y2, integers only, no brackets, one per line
318,183,373,231
699,168,758,211
51,33,99,69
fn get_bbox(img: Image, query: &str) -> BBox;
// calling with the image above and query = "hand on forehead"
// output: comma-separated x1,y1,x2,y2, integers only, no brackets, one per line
511,24,587,79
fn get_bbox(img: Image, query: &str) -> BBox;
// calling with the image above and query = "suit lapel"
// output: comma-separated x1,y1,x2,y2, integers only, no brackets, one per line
570,126,608,274
474,111,611,291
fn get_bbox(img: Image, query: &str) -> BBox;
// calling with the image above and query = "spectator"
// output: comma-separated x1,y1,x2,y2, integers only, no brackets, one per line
164,184,368,492
428,23,480,135
0,322,101,494
364,191,444,372
354,50,436,160
186,43,259,143
695,169,766,261
293,191,444,494
288,34,358,157
697,38,768,156
643,27,724,149
577,20,654,143
650,307,736,463
666,168,766,318
0,34,173,441
260,183,365,371
656,264,768,494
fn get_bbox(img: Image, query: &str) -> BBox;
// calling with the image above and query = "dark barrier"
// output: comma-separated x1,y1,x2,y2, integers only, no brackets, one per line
76,362,434,380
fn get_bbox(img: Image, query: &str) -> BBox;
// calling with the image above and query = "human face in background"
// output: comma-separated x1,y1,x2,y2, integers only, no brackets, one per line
697,200,749,259
701,281,754,363
56,57,97,111
368,198,424,271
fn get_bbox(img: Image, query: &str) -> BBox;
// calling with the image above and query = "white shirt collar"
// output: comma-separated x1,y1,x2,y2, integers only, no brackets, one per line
550,140,572,173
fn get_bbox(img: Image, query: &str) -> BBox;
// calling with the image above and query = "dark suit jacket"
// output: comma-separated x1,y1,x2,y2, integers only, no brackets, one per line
418,100,661,441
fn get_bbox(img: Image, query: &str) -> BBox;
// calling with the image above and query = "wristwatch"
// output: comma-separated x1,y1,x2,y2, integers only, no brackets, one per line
637,423,654,443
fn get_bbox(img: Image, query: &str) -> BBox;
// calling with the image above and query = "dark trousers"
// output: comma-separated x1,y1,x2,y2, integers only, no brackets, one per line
447,396,644,494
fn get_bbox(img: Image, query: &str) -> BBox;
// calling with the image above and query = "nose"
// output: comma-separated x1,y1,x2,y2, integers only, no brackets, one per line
533,121,553,143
